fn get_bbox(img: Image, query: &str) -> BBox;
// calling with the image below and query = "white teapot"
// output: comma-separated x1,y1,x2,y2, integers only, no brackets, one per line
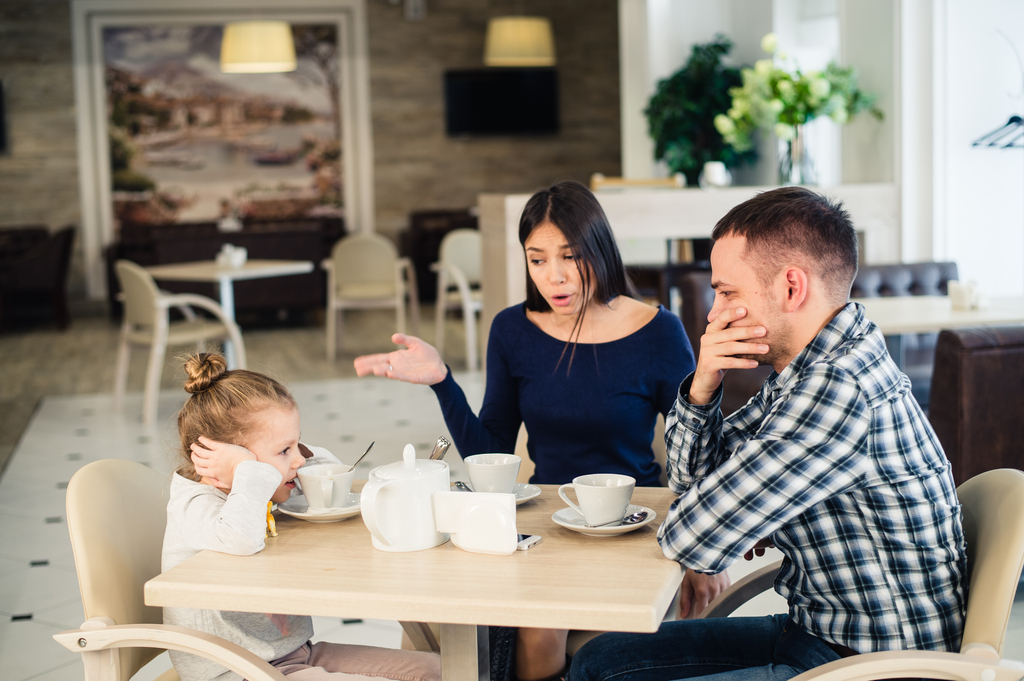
360,444,450,552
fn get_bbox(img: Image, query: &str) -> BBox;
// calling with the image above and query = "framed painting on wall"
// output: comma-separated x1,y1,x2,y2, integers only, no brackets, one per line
71,0,374,298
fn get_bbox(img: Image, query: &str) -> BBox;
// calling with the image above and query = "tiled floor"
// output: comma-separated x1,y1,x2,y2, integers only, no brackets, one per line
0,373,481,680
2,371,1022,680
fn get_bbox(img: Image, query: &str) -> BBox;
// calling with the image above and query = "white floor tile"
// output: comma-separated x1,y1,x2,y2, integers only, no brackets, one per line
0,564,81,616
133,651,174,681
0,619,81,680
25,658,86,681
33,597,86,630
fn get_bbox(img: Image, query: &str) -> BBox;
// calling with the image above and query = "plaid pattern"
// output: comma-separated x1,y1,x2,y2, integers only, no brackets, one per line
661,303,967,653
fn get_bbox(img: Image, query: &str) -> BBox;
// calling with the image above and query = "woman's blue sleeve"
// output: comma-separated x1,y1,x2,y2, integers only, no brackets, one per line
656,313,696,417
429,317,522,457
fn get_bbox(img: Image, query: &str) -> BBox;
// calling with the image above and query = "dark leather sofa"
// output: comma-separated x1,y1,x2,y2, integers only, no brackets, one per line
104,218,344,321
678,261,959,415
0,224,77,330
928,326,1024,485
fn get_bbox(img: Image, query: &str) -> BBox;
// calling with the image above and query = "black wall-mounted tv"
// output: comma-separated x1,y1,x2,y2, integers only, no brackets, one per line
444,68,559,136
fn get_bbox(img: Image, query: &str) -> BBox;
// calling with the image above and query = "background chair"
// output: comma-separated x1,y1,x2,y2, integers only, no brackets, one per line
432,228,483,371
0,224,76,330
53,459,284,681
113,260,246,425
324,233,419,361
929,326,1024,485
698,468,1024,680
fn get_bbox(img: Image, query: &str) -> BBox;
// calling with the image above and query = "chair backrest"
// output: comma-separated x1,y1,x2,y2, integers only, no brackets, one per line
66,459,171,678
956,468,1024,657
850,261,959,298
116,260,162,328
929,327,1024,485
330,233,399,291
438,228,481,284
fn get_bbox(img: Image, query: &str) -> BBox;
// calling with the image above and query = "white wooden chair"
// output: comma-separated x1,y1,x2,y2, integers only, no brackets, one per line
431,229,482,371
52,459,283,681
113,260,245,426
696,468,1024,680
323,233,419,361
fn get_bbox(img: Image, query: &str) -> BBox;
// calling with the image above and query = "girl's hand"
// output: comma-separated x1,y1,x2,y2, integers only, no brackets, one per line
353,333,448,385
191,436,257,490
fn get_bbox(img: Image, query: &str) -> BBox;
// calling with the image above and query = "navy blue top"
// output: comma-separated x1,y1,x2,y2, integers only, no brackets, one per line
430,303,696,486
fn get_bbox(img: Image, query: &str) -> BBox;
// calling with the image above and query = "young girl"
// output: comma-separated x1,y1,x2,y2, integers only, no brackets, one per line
163,352,441,681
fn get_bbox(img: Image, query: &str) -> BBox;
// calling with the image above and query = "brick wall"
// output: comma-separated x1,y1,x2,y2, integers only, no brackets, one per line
0,0,621,294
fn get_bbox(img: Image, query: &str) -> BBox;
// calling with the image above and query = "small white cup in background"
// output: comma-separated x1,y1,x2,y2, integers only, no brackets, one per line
464,453,521,494
699,161,732,189
558,473,635,526
948,280,975,311
297,463,354,510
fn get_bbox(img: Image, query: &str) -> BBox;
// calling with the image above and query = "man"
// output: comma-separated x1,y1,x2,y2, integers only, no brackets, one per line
570,187,967,681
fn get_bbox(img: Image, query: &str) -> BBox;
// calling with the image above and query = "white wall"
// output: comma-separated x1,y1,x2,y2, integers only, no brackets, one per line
935,0,1024,295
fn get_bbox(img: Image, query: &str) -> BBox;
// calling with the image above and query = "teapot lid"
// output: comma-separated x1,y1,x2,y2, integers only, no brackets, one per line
374,443,447,480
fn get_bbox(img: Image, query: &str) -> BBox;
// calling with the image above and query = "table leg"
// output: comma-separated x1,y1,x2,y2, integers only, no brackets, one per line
439,623,489,681
218,276,238,368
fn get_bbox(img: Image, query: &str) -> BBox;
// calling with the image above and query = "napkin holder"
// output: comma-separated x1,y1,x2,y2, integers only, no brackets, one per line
216,243,248,269
433,491,517,555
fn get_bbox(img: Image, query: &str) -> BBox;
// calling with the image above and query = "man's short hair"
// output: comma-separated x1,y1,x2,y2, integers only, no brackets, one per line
711,186,859,304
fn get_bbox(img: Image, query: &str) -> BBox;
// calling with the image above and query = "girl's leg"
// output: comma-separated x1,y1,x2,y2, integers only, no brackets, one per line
275,642,441,681
516,627,570,680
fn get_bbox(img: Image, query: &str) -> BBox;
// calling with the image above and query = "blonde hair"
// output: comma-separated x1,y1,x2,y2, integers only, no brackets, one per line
176,353,296,482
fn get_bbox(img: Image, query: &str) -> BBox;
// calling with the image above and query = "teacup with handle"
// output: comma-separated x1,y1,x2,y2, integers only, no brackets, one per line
297,463,354,511
558,473,635,527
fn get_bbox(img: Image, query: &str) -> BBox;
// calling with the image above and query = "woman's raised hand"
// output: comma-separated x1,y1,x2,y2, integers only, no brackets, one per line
190,436,256,490
353,333,448,386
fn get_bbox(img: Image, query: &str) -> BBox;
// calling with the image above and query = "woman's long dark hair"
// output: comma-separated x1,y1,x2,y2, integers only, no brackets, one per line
519,180,639,370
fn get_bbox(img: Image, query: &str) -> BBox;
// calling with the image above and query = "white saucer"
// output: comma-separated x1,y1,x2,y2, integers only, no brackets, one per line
551,504,656,536
513,482,542,505
277,493,361,523
450,482,542,505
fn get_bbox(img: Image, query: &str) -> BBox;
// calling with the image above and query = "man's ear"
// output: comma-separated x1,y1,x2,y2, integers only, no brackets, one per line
782,266,808,312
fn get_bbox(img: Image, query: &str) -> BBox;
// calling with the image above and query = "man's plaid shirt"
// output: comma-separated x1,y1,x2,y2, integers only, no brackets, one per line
660,302,967,653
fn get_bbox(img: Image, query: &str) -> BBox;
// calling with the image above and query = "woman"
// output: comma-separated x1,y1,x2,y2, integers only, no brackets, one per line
355,180,727,679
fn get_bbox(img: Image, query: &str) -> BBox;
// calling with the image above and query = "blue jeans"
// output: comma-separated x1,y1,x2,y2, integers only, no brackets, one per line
568,614,841,681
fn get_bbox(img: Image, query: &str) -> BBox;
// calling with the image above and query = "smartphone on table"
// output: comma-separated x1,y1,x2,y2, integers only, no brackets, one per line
516,534,542,550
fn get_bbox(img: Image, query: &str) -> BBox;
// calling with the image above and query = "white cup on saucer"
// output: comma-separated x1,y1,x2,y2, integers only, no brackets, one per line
464,454,521,494
297,463,354,511
558,473,635,527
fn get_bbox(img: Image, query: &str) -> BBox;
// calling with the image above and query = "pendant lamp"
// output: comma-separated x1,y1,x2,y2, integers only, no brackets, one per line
483,16,555,67
220,21,297,73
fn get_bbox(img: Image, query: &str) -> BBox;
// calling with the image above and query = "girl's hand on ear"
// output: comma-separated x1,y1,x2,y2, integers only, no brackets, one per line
191,436,256,490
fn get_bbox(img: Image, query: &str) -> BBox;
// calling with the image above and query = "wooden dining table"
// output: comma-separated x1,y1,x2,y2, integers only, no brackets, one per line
145,483,683,680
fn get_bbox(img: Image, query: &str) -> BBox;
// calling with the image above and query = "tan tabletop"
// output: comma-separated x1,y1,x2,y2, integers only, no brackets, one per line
853,295,1024,335
145,483,682,680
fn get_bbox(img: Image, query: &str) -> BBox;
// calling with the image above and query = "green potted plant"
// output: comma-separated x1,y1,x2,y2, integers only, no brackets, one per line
714,33,884,185
645,35,757,187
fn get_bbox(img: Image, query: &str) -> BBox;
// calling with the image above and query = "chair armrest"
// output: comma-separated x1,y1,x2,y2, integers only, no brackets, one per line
429,261,441,273
699,560,783,619
321,259,332,271
53,618,286,681
792,649,1024,680
157,294,234,326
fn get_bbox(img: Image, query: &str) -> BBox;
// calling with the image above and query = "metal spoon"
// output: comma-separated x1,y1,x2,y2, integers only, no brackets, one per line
454,481,474,492
586,510,648,528
346,441,374,473
429,436,452,461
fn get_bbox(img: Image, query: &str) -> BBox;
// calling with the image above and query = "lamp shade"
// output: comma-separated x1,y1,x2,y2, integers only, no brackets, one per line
220,21,297,73
484,16,556,67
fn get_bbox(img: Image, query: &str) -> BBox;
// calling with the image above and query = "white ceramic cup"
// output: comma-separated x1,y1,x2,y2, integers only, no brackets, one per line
464,453,521,494
702,161,730,187
558,473,635,526
297,463,354,510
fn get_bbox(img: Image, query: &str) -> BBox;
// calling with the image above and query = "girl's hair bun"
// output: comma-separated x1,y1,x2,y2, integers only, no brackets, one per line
183,353,229,394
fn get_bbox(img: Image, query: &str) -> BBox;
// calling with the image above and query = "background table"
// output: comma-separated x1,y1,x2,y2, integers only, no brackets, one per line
854,295,1024,368
145,484,683,680
147,259,314,366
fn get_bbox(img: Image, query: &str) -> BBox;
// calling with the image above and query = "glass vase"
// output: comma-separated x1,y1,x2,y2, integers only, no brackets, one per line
779,124,816,186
